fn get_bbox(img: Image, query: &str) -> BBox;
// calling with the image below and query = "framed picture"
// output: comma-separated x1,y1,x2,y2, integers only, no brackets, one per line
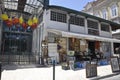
110,56,120,72
86,63,97,78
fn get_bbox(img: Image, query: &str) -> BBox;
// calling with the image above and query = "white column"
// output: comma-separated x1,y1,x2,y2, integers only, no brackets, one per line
37,28,40,53
32,30,36,52
109,25,112,38
35,29,38,53
67,14,70,31
39,26,42,64
98,22,101,36
111,42,114,57
85,18,88,34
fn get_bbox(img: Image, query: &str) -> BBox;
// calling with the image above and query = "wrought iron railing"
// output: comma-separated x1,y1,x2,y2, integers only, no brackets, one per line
0,52,42,65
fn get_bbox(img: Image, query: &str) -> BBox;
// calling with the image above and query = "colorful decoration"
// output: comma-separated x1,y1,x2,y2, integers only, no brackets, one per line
19,16,24,24
27,18,33,26
5,18,13,27
33,16,38,24
12,18,19,25
1,14,8,20
1,15,39,30
22,22,28,29
31,23,37,29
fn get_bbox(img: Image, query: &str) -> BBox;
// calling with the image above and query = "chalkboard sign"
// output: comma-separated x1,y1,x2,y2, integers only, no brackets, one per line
86,63,97,78
110,57,120,72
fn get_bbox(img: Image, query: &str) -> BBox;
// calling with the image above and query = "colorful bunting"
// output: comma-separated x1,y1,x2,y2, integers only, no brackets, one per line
22,22,28,29
19,16,24,24
5,18,13,27
1,14,8,20
33,16,38,24
27,18,33,26
1,14,39,30
12,17,19,25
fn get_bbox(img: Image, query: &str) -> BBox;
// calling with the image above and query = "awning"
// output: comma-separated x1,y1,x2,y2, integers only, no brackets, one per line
47,29,120,43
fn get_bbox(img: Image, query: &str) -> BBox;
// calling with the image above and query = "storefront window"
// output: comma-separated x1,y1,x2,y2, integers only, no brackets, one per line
100,42,111,58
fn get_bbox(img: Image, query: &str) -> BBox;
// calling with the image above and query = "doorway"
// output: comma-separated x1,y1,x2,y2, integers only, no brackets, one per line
88,41,96,59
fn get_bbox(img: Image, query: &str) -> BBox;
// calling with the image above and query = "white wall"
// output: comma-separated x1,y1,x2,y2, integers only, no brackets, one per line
100,31,112,38
45,9,86,33
45,9,68,31
47,21,68,31
44,9,112,38
70,25,86,34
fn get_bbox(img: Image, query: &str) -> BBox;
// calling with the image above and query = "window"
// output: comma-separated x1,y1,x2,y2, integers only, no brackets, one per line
87,20,98,29
88,29,99,36
101,24,110,32
70,16,85,26
51,11,67,23
87,20,99,35
102,9,107,19
111,4,118,17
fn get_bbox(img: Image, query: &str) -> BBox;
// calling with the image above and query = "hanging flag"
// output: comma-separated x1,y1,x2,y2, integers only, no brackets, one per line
31,23,37,29
33,16,38,24
19,16,24,24
27,18,33,26
22,22,28,29
12,17,19,25
1,14,8,20
5,18,13,27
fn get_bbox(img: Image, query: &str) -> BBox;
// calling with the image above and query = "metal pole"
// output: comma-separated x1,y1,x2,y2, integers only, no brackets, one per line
53,60,55,80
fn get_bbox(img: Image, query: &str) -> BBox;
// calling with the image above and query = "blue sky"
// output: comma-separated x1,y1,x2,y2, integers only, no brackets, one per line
50,0,94,11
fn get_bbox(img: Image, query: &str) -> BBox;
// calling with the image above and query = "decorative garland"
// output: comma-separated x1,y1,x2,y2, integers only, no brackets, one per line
0,13,39,30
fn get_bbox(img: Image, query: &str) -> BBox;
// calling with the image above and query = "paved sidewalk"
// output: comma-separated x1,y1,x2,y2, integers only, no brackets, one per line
1,65,118,80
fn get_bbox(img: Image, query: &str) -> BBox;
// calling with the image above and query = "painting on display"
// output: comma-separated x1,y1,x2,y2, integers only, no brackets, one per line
110,56,120,72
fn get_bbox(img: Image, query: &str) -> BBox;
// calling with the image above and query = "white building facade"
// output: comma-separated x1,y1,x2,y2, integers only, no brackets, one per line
83,0,120,23
32,5,120,63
